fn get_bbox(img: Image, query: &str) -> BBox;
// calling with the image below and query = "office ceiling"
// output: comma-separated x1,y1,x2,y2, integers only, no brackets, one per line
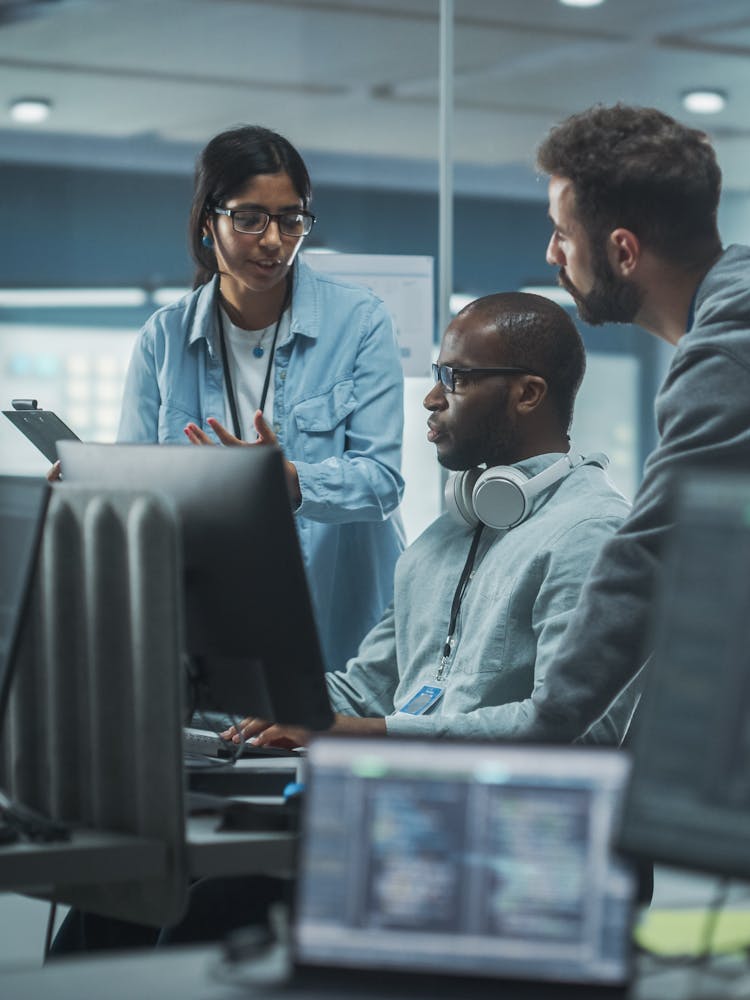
1,0,749,196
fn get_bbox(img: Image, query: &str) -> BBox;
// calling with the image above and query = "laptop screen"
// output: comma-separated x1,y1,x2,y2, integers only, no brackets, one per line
294,738,635,988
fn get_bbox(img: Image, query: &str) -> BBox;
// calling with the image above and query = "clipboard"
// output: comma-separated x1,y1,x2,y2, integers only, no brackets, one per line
3,400,80,464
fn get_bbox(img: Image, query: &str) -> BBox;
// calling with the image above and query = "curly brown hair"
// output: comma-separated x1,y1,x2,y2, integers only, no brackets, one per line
537,104,722,269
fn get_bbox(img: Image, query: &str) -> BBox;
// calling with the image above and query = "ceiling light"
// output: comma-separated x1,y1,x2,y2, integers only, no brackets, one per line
559,0,606,8
10,98,52,124
682,89,727,115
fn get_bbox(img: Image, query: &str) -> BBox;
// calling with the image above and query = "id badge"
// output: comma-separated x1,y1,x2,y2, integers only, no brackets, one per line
398,684,444,716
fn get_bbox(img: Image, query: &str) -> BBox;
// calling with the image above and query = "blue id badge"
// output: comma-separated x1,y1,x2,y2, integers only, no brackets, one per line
398,684,444,716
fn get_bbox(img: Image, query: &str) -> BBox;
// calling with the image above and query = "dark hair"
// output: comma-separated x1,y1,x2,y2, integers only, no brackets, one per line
460,292,585,432
536,103,722,269
189,125,312,287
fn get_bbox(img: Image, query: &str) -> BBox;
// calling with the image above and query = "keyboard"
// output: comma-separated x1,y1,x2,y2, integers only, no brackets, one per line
183,727,303,760
183,726,230,758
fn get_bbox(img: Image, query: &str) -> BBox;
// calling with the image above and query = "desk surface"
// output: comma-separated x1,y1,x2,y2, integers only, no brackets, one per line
2,943,748,1000
187,814,296,878
0,828,166,893
0,816,296,894
0,758,300,894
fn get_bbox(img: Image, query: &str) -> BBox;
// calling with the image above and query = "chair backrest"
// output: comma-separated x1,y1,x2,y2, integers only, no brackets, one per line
0,484,188,926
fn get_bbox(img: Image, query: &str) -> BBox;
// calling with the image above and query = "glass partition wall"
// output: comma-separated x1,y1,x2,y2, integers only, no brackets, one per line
3,0,748,533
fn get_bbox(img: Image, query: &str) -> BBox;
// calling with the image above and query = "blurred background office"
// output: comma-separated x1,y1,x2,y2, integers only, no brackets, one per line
4,0,750,541
1,0,750,964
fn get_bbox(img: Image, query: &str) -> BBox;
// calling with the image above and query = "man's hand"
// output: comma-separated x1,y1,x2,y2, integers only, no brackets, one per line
184,412,301,507
221,716,310,750
221,713,386,749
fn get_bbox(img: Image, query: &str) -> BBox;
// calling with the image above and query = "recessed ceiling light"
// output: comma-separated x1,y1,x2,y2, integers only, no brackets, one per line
559,0,606,8
682,89,727,115
10,98,52,124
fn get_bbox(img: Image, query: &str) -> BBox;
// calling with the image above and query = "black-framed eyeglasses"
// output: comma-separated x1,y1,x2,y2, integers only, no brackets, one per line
212,206,316,237
431,363,540,393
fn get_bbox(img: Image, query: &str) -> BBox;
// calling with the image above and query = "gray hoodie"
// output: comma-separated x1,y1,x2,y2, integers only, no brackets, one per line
516,244,750,741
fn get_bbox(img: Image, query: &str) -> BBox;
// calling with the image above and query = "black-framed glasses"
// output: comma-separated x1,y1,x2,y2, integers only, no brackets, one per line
212,206,316,237
431,363,540,393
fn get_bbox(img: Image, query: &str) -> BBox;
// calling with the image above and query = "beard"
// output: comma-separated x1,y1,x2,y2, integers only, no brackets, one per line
559,255,642,326
437,398,521,472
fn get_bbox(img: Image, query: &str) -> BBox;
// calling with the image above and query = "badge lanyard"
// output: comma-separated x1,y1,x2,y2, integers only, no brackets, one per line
215,276,292,438
437,523,485,681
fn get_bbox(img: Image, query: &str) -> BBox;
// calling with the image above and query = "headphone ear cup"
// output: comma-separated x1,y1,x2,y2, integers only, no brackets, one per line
472,466,530,530
445,468,481,526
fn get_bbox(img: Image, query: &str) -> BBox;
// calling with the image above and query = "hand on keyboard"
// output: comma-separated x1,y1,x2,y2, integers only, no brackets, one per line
221,716,310,751
184,726,301,760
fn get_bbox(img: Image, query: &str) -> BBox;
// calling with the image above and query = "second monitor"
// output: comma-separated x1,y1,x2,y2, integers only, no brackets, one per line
58,441,333,732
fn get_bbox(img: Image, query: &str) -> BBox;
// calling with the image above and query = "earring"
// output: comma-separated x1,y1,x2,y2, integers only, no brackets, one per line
201,234,214,248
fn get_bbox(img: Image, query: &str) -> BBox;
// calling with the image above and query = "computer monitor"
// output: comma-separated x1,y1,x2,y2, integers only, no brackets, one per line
294,736,636,991
617,467,750,879
57,442,333,731
0,476,50,729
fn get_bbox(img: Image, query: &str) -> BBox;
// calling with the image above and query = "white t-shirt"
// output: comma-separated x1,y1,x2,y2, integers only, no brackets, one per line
219,307,290,439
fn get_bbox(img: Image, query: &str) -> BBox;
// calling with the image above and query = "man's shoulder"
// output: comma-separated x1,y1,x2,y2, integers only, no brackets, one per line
404,511,467,552
538,465,630,533
406,472,628,542
691,244,750,343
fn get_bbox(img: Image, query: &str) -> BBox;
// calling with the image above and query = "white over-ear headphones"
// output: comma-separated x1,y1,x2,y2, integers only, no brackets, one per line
445,447,609,530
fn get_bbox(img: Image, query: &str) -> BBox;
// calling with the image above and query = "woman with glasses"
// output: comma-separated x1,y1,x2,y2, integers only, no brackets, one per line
117,124,406,673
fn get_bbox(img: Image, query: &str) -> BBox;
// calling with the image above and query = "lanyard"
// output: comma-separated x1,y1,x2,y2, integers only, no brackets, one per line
215,277,291,438
437,523,485,680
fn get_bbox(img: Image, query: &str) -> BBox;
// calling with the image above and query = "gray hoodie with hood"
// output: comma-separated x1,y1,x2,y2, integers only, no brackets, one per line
498,244,750,741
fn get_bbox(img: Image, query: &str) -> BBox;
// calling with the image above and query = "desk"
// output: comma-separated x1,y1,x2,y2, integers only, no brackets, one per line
0,829,166,893
0,760,300,912
2,943,748,1000
0,819,297,895
187,815,296,879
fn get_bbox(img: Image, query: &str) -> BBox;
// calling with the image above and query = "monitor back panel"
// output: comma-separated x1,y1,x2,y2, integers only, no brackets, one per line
57,442,333,730
618,470,750,877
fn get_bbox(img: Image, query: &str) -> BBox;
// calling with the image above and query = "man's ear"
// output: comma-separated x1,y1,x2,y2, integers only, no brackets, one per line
607,228,640,277
513,375,548,416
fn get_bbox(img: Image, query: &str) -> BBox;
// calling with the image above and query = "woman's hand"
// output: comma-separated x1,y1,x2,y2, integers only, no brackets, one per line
184,417,242,446
46,461,62,482
184,411,301,507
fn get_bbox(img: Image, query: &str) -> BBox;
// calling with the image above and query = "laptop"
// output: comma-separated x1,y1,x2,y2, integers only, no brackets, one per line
291,737,636,996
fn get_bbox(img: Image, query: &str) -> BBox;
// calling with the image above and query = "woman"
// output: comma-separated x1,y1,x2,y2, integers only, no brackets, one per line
118,125,405,673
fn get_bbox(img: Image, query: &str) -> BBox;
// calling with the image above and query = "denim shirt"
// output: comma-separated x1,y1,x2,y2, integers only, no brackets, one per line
118,258,406,672
326,453,638,744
